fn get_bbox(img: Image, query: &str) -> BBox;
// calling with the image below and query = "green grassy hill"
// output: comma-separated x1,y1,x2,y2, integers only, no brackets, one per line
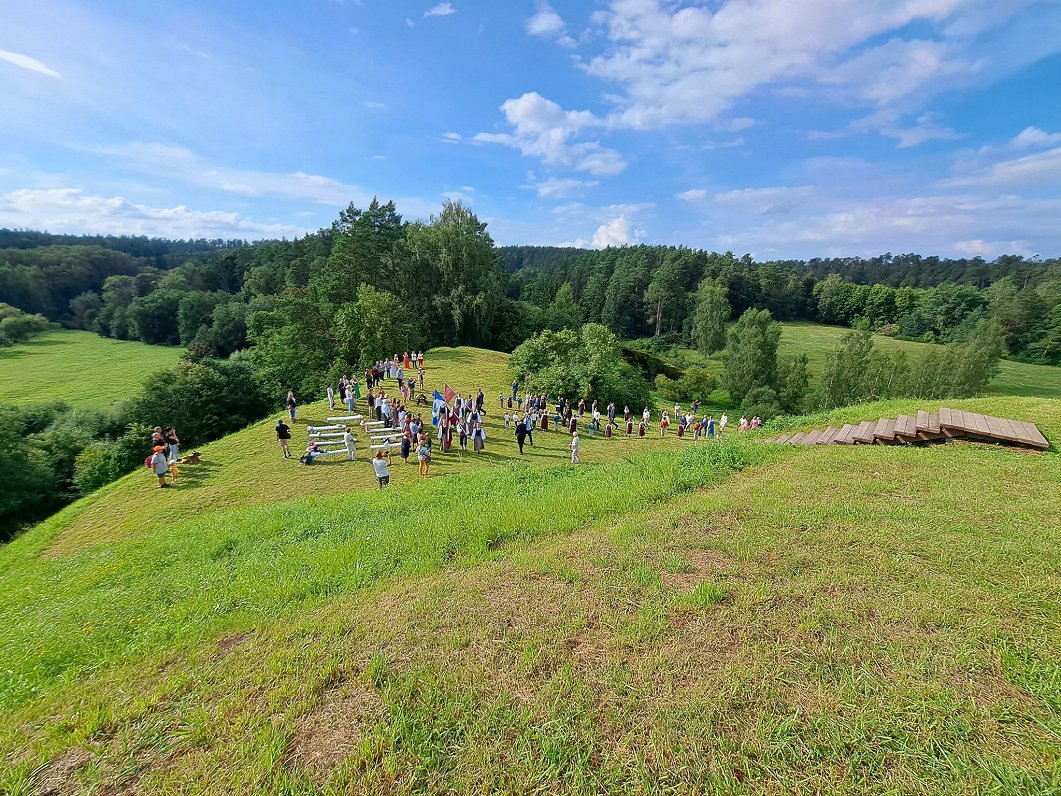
0,347,1059,795
672,322,1061,399
0,329,184,410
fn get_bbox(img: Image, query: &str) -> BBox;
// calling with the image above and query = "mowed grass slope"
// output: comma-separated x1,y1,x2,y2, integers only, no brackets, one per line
0,329,183,410
0,391,1058,794
15,346,688,560
683,322,1061,399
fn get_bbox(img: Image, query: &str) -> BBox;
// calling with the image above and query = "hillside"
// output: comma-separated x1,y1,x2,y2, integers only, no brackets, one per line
0,329,184,410
656,322,1061,399
0,345,1057,794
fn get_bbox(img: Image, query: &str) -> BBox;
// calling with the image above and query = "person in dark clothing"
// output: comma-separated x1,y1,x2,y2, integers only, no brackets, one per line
514,421,527,455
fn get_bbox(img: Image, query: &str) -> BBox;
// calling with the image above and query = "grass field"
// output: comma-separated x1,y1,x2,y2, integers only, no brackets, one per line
0,329,184,410
0,361,1058,793
663,322,1061,399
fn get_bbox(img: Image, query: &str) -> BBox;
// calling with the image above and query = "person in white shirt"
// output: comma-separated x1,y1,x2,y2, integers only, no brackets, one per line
570,431,580,464
343,428,356,461
719,413,729,437
371,451,390,487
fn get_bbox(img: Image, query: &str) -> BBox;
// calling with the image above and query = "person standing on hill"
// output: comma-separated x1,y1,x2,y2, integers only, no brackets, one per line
718,412,729,438
570,431,580,464
286,390,297,421
151,445,170,488
372,450,390,487
165,426,180,463
343,427,356,461
416,439,432,476
327,385,336,410
476,387,485,414
276,418,292,458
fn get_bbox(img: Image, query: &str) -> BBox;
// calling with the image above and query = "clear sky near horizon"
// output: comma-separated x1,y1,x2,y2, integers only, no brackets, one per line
1,0,1059,259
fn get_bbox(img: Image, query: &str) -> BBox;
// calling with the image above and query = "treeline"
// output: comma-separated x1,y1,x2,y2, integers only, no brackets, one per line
4,228,1059,369
500,246,1061,364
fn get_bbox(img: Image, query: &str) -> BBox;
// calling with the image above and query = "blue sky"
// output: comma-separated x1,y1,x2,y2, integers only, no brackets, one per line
1,0,1060,259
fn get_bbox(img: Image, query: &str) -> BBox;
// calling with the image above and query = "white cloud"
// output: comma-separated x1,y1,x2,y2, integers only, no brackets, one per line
940,147,1061,187
482,0,1045,177
473,92,627,176
1012,126,1061,149
424,3,456,18
0,188,303,240
440,132,462,143
677,188,708,202
526,2,575,47
527,2,565,36
91,142,370,205
592,215,638,247
0,49,61,78
532,177,598,198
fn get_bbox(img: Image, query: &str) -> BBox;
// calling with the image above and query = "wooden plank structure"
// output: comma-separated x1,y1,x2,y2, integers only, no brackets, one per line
766,407,1049,451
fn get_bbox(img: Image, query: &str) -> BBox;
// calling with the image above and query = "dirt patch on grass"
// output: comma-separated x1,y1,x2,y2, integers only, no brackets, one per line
284,679,385,783
660,546,735,590
31,746,92,795
215,631,252,657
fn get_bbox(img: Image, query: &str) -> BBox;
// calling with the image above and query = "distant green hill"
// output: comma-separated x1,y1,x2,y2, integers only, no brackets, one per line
651,321,1061,399
0,335,1057,794
0,329,183,410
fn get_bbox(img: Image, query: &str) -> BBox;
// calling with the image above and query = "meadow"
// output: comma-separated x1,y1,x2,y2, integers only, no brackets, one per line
0,366,1058,793
659,321,1061,399
0,329,184,410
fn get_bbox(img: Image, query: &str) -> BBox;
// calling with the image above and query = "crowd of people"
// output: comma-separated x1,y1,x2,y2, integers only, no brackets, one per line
268,349,765,486
147,426,181,488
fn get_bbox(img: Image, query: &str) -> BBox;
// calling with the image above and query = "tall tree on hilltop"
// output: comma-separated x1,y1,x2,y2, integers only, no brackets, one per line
402,200,503,346
691,278,731,355
721,308,781,406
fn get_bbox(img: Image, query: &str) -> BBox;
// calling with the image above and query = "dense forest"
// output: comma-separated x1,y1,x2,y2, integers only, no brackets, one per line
3,228,1057,371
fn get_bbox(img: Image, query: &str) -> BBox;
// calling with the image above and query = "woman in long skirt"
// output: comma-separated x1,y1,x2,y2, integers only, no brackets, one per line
638,420,646,438
472,423,486,453
625,418,633,437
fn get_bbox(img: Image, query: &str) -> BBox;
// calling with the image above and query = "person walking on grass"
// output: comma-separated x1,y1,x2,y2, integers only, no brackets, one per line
276,418,292,458
515,418,528,455
372,450,390,488
718,412,729,438
416,439,432,476
151,445,171,488
286,390,297,421
570,431,580,464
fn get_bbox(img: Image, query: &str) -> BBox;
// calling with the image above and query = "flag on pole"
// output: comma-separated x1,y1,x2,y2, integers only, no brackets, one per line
443,382,456,405
432,389,445,427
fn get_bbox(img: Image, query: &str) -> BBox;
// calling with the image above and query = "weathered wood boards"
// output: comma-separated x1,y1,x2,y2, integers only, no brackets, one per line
766,407,1048,450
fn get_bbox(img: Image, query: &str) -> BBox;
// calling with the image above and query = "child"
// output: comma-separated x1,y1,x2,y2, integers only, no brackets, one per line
151,445,170,488
372,450,390,487
504,412,511,428
416,440,432,476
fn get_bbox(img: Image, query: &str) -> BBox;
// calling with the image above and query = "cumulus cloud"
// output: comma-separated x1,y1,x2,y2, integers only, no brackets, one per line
473,92,627,176
0,49,61,78
527,2,575,47
592,215,638,247
483,0,1048,175
424,3,456,18
0,188,303,239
